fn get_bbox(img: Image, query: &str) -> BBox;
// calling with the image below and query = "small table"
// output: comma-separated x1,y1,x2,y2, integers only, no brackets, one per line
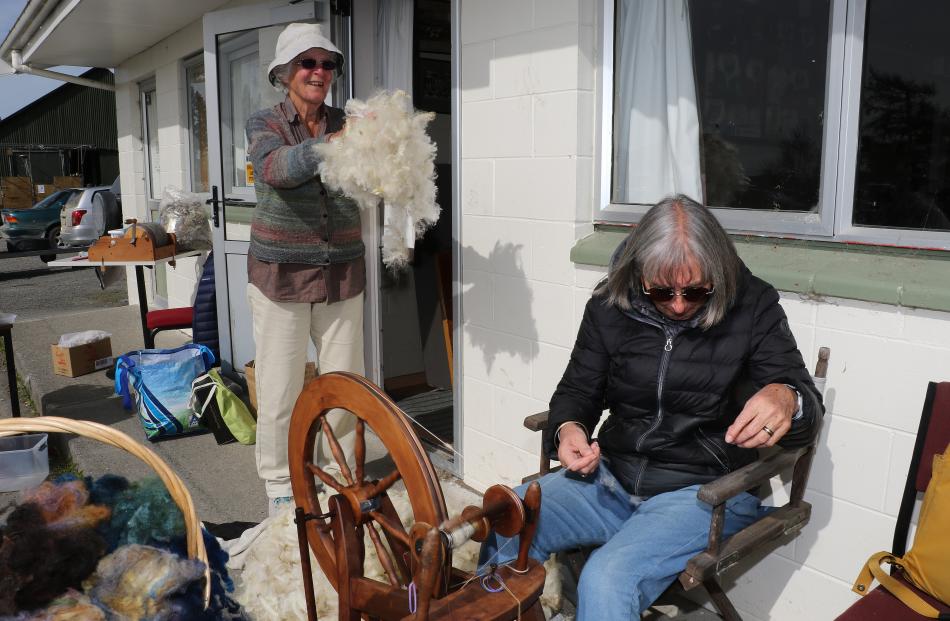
49,251,203,348
0,322,19,417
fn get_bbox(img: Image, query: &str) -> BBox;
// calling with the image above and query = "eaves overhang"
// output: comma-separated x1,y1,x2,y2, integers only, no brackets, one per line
1,0,232,69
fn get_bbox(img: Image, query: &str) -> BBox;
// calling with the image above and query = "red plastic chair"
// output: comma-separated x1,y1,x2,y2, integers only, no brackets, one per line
834,382,950,620
145,307,193,349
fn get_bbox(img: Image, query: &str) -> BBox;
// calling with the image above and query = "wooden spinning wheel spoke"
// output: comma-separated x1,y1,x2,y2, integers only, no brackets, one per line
367,510,412,550
367,468,402,499
355,419,366,483
372,492,413,586
320,416,356,486
365,520,404,587
306,461,345,493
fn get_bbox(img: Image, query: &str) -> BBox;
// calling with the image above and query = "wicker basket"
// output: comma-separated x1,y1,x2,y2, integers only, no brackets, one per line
0,416,210,606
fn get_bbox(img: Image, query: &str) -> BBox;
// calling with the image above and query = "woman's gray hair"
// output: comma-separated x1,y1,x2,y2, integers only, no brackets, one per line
270,62,293,93
597,194,741,330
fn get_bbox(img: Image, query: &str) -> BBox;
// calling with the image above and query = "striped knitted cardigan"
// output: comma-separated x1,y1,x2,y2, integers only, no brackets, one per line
246,103,364,266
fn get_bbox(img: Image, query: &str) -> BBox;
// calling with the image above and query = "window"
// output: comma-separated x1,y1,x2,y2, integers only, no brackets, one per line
140,82,160,201
185,56,210,193
600,0,950,249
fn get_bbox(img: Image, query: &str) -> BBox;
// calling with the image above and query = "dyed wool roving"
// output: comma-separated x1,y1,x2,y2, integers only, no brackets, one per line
313,90,440,269
19,480,110,530
104,478,185,550
0,503,107,614
84,544,206,620
1,588,106,621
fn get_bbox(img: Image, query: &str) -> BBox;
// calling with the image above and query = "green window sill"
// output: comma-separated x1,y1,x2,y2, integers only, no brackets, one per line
571,227,950,313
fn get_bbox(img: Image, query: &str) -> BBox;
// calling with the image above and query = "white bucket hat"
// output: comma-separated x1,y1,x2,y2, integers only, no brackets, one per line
267,23,343,86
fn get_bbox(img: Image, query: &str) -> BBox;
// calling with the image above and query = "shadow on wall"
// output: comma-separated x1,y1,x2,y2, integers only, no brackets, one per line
460,242,539,375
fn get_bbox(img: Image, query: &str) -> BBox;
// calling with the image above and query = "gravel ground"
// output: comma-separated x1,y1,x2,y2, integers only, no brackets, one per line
0,242,128,321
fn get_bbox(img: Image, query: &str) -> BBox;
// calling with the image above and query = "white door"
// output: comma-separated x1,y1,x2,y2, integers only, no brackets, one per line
202,1,382,381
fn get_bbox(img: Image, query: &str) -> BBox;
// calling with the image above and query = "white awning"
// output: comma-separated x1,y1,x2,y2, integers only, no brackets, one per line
1,0,233,68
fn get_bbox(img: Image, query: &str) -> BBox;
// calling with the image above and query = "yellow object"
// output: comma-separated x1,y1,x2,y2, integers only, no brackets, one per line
851,445,950,617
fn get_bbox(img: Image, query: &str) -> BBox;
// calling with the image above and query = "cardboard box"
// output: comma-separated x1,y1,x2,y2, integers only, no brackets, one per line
51,337,114,377
244,359,316,415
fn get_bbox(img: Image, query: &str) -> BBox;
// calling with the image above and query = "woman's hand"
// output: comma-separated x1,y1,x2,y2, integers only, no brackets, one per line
725,383,798,448
557,423,601,475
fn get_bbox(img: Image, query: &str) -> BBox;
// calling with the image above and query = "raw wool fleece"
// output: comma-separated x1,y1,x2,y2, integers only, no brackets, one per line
233,478,566,620
313,90,439,269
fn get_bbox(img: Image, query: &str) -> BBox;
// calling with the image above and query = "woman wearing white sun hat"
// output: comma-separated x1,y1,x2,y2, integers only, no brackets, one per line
245,23,363,517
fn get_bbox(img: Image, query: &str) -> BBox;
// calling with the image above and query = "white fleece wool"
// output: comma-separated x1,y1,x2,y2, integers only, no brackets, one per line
233,478,565,620
313,90,440,269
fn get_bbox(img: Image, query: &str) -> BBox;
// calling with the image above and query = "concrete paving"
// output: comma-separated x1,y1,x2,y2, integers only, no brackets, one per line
6,304,265,524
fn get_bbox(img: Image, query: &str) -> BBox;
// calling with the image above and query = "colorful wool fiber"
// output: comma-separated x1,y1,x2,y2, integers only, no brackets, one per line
0,504,106,614
104,478,185,550
19,480,110,530
86,474,131,509
84,544,206,620
0,588,106,621
313,90,439,268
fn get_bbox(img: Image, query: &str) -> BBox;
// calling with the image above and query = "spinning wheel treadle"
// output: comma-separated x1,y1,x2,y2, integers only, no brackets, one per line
288,372,546,621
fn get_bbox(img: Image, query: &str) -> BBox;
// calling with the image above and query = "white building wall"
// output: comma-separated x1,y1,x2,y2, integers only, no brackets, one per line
459,0,598,491
458,1,950,620
113,0,260,313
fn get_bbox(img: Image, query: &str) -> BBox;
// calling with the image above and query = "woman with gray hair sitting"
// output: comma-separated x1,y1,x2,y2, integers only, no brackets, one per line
245,23,363,517
480,195,824,619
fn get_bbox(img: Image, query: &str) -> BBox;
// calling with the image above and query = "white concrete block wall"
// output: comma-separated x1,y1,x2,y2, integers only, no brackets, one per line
459,0,598,491
459,3,950,619
715,294,950,620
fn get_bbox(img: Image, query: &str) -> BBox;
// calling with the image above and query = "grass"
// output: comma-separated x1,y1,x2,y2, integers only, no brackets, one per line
0,335,83,479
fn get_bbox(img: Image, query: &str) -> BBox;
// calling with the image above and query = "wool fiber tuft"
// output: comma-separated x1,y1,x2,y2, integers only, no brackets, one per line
314,90,439,269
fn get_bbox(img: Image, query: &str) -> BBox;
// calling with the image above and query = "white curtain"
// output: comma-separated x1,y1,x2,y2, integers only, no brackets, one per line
612,0,703,204
376,0,416,250
376,0,413,91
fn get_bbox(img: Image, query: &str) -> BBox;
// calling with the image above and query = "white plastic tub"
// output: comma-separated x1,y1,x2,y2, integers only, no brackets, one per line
0,433,49,492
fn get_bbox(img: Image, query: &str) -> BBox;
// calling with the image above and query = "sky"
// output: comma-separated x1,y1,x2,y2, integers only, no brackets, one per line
0,0,91,120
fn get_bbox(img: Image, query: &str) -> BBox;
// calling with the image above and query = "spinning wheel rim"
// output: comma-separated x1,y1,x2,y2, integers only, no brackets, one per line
288,372,449,591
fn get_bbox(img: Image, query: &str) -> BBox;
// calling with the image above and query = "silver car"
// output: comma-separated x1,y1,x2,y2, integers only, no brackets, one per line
59,182,122,248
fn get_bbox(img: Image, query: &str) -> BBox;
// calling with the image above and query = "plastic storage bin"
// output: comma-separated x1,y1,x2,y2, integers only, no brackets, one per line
0,433,49,492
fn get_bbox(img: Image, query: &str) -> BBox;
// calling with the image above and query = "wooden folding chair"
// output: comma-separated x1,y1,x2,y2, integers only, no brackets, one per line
522,347,830,620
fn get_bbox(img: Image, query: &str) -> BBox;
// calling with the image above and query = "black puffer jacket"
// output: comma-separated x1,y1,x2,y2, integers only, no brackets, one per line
545,265,823,497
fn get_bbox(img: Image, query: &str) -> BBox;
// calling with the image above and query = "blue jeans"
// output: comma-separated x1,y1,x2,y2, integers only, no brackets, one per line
478,464,766,620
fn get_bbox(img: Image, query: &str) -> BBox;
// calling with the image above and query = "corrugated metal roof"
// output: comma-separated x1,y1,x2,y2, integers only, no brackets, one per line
0,68,116,150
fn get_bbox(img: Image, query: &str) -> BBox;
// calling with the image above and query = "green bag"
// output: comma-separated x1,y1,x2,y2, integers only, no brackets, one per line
189,368,256,445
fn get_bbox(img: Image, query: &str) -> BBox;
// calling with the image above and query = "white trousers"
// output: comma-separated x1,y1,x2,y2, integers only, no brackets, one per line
247,283,365,499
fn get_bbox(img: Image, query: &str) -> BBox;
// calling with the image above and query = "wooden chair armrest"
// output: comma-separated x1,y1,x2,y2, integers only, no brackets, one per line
523,410,550,432
697,446,809,506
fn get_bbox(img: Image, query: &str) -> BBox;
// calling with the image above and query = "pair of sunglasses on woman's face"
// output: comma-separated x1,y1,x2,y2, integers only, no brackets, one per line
642,284,715,303
294,58,337,71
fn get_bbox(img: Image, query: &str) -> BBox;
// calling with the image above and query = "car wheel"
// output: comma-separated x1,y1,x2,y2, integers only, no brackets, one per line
46,225,61,249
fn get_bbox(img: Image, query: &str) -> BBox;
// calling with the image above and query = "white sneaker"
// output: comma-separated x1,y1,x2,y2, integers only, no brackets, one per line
268,495,294,518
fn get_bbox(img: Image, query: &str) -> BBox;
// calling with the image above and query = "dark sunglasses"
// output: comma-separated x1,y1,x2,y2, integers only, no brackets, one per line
642,284,715,303
295,58,337,71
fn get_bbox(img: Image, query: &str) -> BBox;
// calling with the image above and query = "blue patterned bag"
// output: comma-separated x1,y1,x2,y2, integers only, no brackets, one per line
115,344,216,441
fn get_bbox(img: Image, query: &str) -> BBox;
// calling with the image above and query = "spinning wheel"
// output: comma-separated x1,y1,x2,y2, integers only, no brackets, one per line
289,372,546,621
289,372,449,590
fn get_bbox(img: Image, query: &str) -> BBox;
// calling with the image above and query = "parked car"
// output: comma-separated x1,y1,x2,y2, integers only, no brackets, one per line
59,180,122,248
1,189,80,251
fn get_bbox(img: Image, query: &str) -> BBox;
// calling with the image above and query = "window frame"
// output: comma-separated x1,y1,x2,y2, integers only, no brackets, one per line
182,53,210,195
596,0,950,250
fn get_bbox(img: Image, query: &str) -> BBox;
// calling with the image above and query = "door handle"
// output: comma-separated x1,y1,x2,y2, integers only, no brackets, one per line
206,186,220,228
